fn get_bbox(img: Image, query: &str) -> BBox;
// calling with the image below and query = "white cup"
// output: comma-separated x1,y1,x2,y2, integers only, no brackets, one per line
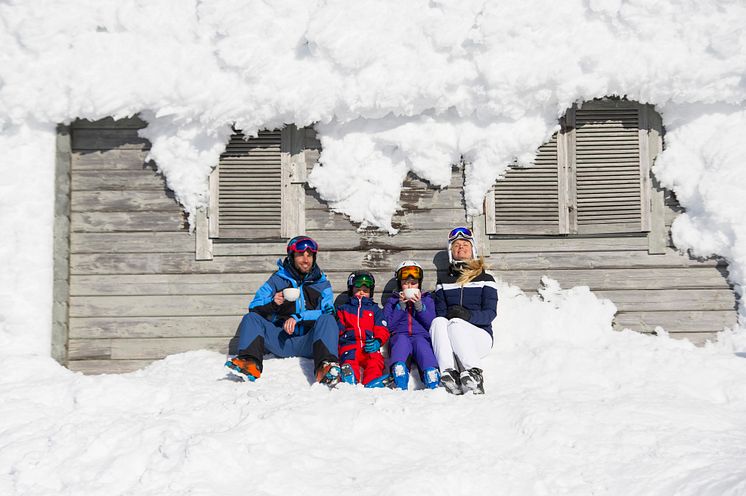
283,287,300,302
403,288,420,300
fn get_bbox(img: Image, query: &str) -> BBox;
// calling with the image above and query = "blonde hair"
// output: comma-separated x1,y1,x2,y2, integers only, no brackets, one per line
456,257,487,285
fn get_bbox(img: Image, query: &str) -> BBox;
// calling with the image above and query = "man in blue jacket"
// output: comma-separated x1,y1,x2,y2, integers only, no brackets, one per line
225,236,341,385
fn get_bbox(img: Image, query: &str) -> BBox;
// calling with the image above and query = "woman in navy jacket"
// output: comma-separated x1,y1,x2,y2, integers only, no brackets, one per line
431,227,497,395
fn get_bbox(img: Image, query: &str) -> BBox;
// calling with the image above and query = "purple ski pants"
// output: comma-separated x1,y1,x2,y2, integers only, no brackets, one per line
388,333,438,371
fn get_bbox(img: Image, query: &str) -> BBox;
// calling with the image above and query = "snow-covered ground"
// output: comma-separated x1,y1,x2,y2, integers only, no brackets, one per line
2,282,746,495
3,1,746,493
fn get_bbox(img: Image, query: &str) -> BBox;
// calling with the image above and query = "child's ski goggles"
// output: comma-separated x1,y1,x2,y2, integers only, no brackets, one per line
448,226,473,241
351,273,375,288
287,236,318,254
396,266,422,280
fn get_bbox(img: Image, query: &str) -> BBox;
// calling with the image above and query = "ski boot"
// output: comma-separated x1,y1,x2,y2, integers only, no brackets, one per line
440,368,462,395
460,368,485,395
340,363,357,385
316,361,341,386
422,367,440,389
391,361,409,390
225,356,261,382
364,374,394,388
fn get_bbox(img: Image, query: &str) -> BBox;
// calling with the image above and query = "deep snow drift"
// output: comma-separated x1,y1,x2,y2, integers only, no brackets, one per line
2,281,746,496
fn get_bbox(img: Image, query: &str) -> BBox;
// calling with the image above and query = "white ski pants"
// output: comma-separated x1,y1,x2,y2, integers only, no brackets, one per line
429,316,492,371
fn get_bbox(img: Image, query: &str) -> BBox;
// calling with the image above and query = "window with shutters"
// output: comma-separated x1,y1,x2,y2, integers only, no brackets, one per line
486,99,661,237
195,126,308,258
210,129,284,239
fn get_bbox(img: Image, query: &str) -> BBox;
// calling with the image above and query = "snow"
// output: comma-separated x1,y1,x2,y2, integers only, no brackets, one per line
3,1,746,493
2,280,746,495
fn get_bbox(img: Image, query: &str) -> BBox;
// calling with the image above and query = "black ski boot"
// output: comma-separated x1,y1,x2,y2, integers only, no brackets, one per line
440,368,463,395
460,368,485,395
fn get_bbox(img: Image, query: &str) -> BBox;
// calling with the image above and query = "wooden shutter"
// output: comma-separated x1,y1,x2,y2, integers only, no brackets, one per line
213,130,282,238
493,134,561,235
573,106,645,234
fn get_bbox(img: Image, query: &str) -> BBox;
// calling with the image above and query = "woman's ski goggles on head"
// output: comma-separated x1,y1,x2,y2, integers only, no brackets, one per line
351,274,375,288
397,266,422,280
448,226,473,241
287,236,318,254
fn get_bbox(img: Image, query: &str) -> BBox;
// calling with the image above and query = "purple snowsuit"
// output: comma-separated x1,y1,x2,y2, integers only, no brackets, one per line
383,292,438,372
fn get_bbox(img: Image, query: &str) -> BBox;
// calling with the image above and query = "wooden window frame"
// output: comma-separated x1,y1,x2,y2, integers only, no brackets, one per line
485,100,665,253
195,125,307,260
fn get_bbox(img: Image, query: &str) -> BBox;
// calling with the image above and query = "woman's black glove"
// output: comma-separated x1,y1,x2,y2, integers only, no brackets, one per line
446,305,471,321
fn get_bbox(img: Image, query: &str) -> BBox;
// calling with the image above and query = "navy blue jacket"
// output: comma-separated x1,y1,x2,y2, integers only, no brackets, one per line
433,267,498,339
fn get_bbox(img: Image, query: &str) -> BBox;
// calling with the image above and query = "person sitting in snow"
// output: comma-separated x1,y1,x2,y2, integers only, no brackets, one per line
430,226,497,395
383,260,440,390
225,236,341,386
336,271,391,387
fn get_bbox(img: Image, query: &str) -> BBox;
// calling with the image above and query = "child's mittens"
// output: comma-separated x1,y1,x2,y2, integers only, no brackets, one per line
364,338,382,353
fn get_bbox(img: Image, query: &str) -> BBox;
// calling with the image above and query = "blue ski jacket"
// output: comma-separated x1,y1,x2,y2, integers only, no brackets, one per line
248,258,334,334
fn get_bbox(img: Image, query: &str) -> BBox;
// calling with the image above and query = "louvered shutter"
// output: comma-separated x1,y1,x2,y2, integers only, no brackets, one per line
493,134,561,235
213,130,282,238
573,106,646,234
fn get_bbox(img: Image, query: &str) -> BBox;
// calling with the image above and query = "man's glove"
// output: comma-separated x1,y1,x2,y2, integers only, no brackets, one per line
364,338,382,353
446,305,471,321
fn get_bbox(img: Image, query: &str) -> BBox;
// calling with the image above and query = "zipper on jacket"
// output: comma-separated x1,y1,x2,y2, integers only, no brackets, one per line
356,298,363,345
408,303,413,336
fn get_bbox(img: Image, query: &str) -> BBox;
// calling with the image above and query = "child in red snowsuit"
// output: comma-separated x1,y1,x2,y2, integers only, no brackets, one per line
336,271,390,387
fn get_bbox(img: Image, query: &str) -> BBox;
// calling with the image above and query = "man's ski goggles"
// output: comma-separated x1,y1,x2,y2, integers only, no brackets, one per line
287,236,318,254
448,226,473,241
351,274,375,288
397,266,422,280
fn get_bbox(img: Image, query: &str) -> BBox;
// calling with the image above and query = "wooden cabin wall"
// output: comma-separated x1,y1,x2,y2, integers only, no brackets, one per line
487,190,736,344
64,119,472,373
63,117,737,374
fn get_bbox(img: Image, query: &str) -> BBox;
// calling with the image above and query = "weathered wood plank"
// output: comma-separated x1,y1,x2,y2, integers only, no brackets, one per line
72,170,168,191
72,128,150,150
613,311,737,333
110,337,229,359
492,268,731,291
212,228,454,255
490,236,648,253
68,337,230,360
69,295,248,318
69,338,111,360
71,274,260,296
594,289,736,311
71,249,448,275
306,186,464,211
70,315,242,339
71,232,195,254
72,150,153,171
491,250,721,270
306,208,468,231
71,190,180,212
71,212,188,233
67,359,154,374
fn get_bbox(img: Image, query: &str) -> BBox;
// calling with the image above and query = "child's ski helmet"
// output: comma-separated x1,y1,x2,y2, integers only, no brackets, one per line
347,270,375,297
394,260,424,289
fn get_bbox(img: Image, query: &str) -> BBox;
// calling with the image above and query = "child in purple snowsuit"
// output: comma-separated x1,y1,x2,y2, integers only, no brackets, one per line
383,260,440,390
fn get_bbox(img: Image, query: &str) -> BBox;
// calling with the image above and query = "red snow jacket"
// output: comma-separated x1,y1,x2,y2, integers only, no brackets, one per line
336,295,390,357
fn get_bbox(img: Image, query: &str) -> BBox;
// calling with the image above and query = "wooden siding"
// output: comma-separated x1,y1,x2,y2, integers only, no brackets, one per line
63,116,738,374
